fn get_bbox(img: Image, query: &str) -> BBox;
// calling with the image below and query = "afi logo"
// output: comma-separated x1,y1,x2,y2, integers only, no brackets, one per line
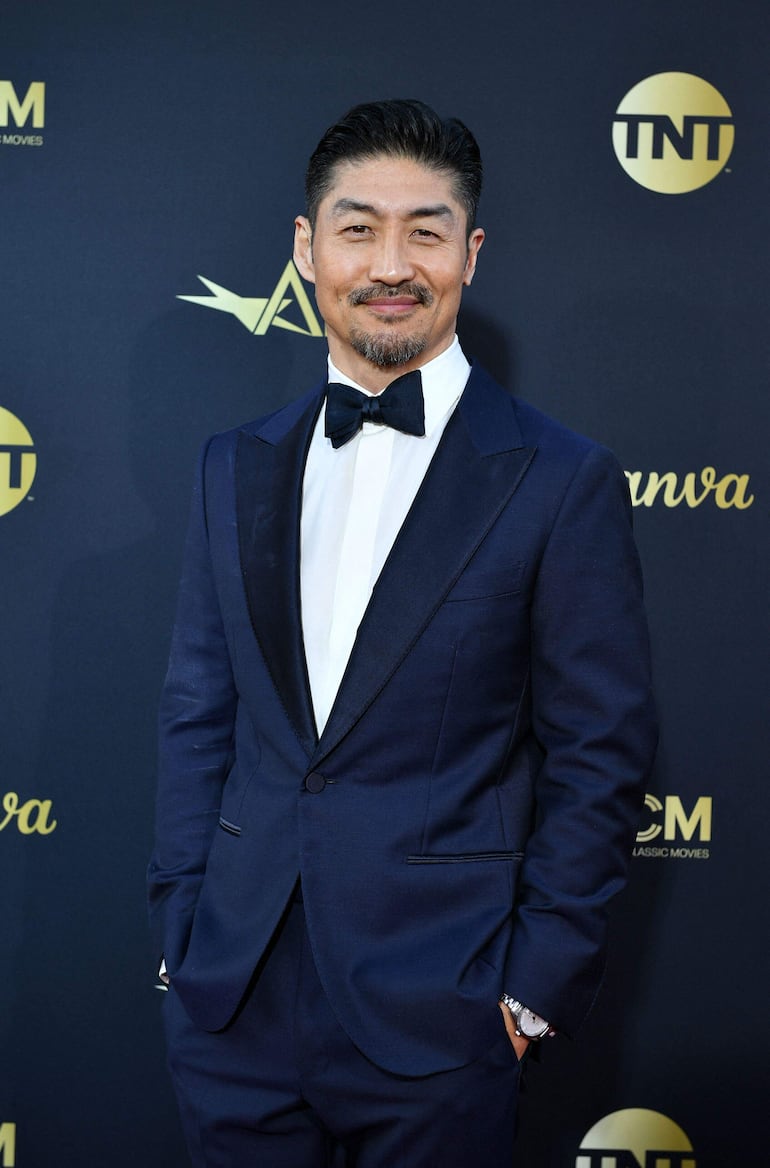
0,81,45,128
178,260,324,338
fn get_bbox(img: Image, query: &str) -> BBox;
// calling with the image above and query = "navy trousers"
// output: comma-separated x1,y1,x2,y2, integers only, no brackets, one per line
163,899,522,1167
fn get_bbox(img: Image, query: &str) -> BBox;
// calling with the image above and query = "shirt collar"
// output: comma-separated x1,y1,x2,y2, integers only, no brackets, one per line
326,336,470,439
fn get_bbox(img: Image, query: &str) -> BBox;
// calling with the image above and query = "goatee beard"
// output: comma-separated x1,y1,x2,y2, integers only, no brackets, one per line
347,282,433,369
349,328,428,369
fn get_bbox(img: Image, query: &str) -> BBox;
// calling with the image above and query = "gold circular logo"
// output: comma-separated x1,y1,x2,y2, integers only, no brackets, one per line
0,407,36,516
636,793,664,842
612,72,734,193
577,1108,696,1167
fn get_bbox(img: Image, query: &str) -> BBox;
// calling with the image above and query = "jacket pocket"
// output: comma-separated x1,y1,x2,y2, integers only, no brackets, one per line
406,851,522,864
218,816,241,836
444,560,526,602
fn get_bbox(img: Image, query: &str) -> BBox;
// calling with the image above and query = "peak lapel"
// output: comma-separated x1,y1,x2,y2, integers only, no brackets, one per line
236,389,323,757
311,367,536,767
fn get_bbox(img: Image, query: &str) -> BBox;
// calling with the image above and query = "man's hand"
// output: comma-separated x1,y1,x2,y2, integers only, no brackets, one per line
498,1000,531,1063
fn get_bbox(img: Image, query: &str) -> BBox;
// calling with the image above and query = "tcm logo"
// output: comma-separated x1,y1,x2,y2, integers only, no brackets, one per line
0,80,45,127
178,260,323,338
577,1108,695,1168
637,794,711,843
0,1123,15,1168
613,72,733,193
634,795,711,859
0,408,36,517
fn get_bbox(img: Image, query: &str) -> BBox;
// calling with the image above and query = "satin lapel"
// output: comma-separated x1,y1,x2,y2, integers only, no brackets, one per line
236,390,323,757
311,367,536,768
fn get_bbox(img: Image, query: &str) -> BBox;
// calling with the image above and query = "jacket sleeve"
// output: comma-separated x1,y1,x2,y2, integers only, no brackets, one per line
503,443,657,1037
147,436,238,975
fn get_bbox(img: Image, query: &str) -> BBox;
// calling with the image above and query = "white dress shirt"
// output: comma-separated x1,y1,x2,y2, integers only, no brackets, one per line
300,337,471,735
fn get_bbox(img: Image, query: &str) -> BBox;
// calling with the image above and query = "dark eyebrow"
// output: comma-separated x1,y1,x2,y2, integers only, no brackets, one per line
330,198,457,222
330,198,378,217
408,204,455,221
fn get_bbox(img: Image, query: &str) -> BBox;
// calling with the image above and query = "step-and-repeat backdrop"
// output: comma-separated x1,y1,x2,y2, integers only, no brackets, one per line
1,2,767,1164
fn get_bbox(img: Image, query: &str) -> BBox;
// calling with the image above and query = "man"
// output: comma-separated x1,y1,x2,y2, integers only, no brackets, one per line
149,99,657,1166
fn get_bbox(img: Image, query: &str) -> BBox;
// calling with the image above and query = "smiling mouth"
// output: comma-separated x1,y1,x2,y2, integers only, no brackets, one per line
349,284,433,312
365,297,420,315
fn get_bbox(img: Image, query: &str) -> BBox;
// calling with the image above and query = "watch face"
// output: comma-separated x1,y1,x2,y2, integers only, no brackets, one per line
518,1008,548,1038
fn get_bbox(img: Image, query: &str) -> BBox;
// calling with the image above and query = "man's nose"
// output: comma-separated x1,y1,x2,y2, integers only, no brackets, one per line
367,233,416,285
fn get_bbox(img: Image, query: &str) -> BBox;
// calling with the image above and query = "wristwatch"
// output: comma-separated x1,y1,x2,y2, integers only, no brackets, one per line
500,993,556,1040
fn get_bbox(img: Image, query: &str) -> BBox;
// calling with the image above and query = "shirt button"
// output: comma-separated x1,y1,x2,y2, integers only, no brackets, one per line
304,772,326,794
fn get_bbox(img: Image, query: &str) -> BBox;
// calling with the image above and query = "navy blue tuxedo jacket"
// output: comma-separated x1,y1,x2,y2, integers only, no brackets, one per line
148,363,657,1076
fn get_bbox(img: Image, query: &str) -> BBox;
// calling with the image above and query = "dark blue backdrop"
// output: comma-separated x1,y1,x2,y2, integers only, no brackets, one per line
2,1,767,1164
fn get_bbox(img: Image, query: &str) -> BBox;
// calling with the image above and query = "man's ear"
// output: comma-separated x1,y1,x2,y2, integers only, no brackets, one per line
293,216,315,284
462,227,485,287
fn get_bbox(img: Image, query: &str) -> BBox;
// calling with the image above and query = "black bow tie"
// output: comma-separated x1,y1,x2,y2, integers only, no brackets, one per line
324,370,425,449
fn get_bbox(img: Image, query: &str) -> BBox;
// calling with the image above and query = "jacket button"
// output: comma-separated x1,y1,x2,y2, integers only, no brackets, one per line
305,772,326,794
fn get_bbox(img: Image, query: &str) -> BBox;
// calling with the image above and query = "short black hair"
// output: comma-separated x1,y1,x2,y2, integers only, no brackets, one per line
305,98,483,235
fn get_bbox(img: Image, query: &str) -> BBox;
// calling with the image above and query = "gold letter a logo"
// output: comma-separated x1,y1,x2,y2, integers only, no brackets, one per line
177,260,323,337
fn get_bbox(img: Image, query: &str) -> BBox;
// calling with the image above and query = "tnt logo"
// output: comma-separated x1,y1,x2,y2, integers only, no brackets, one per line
577,1108,696,1168
0,1123,15,1168
636,794,711,845
0,81,45,128
0,408,36,517
613,72,733,193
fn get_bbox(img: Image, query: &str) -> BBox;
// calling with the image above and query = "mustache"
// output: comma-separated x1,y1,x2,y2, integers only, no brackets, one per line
348,283,434,307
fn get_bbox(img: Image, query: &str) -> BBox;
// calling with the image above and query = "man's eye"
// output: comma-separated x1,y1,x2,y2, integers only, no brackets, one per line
412,228,438,239
346,224,371,235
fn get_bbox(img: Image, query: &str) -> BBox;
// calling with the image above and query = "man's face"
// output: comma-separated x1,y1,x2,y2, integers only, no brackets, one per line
294,156,484,391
